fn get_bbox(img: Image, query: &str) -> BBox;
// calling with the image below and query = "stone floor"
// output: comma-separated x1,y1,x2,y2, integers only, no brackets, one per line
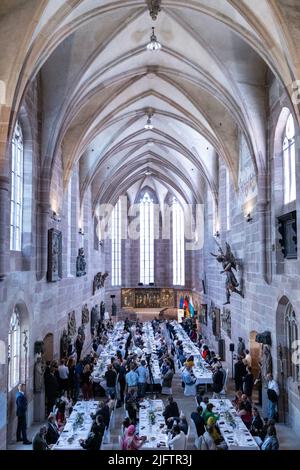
8,369,300,451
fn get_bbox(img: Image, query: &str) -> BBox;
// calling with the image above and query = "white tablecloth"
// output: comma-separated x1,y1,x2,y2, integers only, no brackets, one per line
209,399,260,450
138,399,168,450
52,401,99,450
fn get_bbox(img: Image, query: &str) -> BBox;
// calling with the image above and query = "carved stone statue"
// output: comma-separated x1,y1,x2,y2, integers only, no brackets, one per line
82,304,89,324
78,324,85,343
76,248,86,277
91,305,100,335
211,242,243,304
34,356,45,393
93,271,109,294
34,341,45,356
68,311,77,337
261,344,273,382
60,328,69,358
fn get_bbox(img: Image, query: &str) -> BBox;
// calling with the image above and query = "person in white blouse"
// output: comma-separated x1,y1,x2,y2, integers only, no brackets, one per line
167,425,186,450
267,373,279,420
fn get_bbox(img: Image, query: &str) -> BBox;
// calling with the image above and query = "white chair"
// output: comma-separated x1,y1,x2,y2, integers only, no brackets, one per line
161,386,172,395
184,383,197,397
190,419,202,449
103,427,111,444
220,368,229,397
118,435,123,450
184,425,190,450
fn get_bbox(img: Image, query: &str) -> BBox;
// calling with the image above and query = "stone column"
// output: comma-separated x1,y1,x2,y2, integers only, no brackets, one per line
0,105,11,281
36,200,50,281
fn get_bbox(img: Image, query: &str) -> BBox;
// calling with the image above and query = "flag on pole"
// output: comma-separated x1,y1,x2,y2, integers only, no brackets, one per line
189,297,195,318
184,296,190,316
179,295,184,309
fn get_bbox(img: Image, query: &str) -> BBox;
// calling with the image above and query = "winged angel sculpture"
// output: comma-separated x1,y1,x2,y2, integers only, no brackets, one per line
211,242,243,305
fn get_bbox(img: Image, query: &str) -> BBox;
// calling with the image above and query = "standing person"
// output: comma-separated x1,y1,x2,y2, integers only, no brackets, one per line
16,383,31,444
267,373,279,420
243,366,254,399
104,364,117,398
81,364,93,400
237,337,246,357
75,334,83,363
243,349,252,367
234,356,247,392
45,368,59,415
57,359,69,394
136,360,148,398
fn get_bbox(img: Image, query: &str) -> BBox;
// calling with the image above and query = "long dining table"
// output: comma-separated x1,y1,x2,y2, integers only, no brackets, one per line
209,399,260,450
138,399,168,450
52,400,99,450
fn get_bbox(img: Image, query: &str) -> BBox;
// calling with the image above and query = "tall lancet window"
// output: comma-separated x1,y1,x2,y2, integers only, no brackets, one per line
283,113,296,204
140,192,154,284
111,199,122,286
226,169,230,231
8,308,21,390
10,121,24,251
172,198,185,286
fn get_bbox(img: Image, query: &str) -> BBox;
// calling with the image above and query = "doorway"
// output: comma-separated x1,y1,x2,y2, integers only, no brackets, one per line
249,331,261,379
43,333,54,363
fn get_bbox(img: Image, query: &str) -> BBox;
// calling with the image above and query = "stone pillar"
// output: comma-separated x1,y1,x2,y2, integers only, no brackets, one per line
0,105,11,281
36,200,50,281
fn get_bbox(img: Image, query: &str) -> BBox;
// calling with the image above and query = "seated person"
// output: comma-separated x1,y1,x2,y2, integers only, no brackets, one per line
79,424,103,451
250,407,264,436
122,425,146,450
45,413,60,445
238,402,252,429
191,406,205,437
185,355,195,368
202,417,227,450
32,426,50,450
167,425,186,450
202,403,219,425
261,425,279,450
125,389,139,424
163,396,180,426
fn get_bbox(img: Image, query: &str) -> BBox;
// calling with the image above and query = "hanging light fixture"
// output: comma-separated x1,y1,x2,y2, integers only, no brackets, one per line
144,112,154,130
146,27,161,52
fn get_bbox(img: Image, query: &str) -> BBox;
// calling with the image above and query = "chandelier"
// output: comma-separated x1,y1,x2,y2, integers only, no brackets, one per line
146,27,161,52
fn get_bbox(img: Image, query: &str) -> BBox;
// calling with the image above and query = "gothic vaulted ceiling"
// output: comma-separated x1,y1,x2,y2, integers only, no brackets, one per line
1,1,300,208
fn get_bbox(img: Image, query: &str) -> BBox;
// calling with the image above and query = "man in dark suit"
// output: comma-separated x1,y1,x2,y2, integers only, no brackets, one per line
191,406,205,437
234,356,247,391
45,413,60,445
16,383,31,444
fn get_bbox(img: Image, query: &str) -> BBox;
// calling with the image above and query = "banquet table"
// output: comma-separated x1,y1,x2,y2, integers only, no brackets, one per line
209,399,260,450
92,321,128,383
52,400,99,450
138,399,168,450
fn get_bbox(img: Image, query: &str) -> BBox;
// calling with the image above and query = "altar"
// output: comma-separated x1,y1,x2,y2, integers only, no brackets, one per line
121,287,175,309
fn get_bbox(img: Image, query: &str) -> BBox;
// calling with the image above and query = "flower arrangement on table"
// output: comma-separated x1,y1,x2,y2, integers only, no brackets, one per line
73,412,85,430
224,411,236,428
149,410,156,426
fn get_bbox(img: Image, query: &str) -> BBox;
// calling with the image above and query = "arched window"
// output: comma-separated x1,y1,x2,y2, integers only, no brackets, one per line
111,198,122,286
285,303,299,381
140,192,154,285
172,198,185,285
10,121,24,251
226,169,230,230
283,114,296,205
8,308,21,390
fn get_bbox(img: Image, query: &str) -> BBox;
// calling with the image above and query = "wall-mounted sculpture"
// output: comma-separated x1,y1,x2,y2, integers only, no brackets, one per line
221,307,232,338
68,311,76,337
91,305,100,335
211,242,243,305
47,228,62,282
76,247,86,277
82,304,89,325
93,271,109,294
60,328,69,358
